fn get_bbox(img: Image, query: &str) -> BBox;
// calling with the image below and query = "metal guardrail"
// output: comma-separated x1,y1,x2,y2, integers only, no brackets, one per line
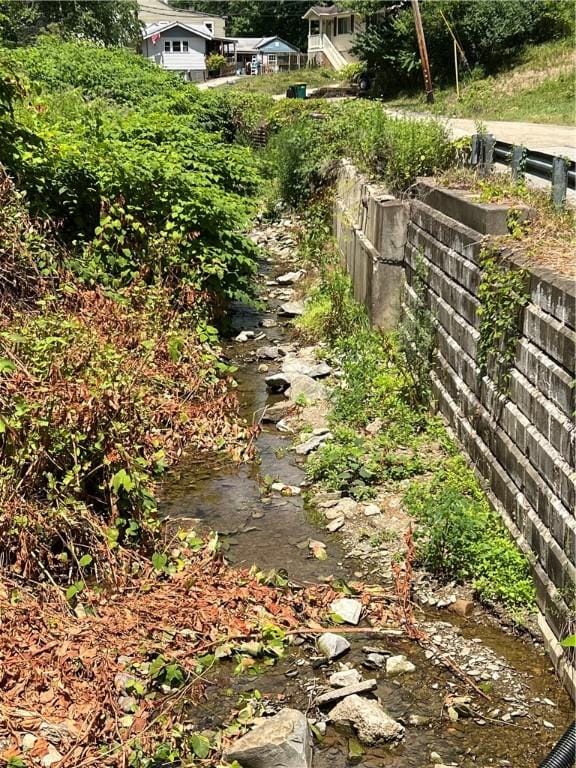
471,134,575,208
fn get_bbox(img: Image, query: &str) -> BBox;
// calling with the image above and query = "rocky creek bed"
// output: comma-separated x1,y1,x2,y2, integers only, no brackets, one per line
159,216,573,768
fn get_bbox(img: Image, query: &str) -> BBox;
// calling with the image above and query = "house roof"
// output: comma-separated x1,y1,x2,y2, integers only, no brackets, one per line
233,36,300,53
142,20,213,40
302,5,348,20
138,0,224,25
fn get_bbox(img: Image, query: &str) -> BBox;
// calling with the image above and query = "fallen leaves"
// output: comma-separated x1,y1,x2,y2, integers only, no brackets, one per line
0,537,402,766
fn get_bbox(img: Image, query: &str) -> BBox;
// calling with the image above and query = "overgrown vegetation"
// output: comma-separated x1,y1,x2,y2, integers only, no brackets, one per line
385,39,575,125
267,98,457,201
477,245,529,396
404,457,535,609
438,168,576,277
300,267,535,613
351,0,573,100
0,39,269,591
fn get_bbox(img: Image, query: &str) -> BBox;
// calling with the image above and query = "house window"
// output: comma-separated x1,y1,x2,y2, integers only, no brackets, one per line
205,22,213,32
182,40,189,52
164,40,171,52
310,19,320,35
337,17,350,35
172,40,181,52
350,14,355,33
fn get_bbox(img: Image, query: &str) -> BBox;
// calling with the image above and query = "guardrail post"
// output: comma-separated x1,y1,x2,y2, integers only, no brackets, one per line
511,145,525,181
551,156,568,209
471,134,481,166
484,134,495,174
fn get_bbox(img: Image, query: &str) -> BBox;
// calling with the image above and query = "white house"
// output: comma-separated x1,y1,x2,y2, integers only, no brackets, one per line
139,0,236,81
142,21,214,81
138,0,226,38
303,4,364,69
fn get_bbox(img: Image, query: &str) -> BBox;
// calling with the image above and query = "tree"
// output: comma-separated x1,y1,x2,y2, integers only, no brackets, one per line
0,0,141,47
178,1,310,49
350,0,575,96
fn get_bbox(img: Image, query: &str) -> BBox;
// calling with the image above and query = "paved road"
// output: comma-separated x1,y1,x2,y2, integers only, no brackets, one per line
385,109,576,158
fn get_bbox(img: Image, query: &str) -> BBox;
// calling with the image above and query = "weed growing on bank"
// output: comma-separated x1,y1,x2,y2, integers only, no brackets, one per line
302,269,535,613
267,99,457,203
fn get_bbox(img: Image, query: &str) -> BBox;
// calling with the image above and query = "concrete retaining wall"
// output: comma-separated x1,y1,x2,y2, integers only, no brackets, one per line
334,164,576,696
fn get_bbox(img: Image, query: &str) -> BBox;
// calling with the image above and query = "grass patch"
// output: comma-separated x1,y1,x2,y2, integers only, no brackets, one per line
437,168,576,277
225,68,340,96
385,39,575,125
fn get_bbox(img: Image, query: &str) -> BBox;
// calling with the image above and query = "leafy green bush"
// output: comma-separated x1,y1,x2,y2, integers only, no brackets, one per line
297,269,367,343
307,427,382,500
404,457,535,609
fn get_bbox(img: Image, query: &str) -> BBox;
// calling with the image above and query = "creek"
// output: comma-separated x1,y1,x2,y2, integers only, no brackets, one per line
160,218,573,768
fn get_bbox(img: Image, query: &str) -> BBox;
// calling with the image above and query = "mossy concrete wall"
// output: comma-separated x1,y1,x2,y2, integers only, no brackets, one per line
334,163,576,697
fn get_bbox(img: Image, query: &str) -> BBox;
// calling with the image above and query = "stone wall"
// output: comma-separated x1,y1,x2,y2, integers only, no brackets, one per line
334,163,576,696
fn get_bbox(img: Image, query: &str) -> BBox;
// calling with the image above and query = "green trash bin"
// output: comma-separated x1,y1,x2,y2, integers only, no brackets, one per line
287,82,307,99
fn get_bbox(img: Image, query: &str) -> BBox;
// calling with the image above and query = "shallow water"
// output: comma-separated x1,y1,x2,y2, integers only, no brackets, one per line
160,255,573,767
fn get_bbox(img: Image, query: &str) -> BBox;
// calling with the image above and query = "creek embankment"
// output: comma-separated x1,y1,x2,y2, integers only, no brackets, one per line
159,216,573,768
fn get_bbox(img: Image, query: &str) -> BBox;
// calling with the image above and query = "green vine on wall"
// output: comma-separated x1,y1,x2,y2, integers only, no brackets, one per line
399,250,436,406
477,246,529,397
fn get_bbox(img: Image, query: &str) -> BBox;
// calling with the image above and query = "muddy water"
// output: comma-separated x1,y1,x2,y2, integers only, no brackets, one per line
160,251,573,767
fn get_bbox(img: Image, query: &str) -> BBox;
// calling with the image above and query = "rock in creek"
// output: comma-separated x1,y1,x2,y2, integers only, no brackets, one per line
330,668,362,688
223,708,312,768
277,270,304,285
265,372,293,392
282,358,332,379
364,653,386,669
256,346,281,360
326,516,345,532
262,401,293,424
286,375,327,403
316,679,377,707
235,330,255,342
330,597,363,625
295,432,332,455
386,655,416,676
329,497,359,518
279,301,305,317
448,598,474,617
317,632,351,660
328,694,404,745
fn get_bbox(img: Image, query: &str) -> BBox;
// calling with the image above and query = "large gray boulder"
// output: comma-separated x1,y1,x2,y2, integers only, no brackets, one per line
282,358,332,379
223,708,312,768
328,695,404,745
286,375,327,403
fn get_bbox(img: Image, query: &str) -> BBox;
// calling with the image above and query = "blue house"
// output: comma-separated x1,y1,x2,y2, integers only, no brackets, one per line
233,36,302,74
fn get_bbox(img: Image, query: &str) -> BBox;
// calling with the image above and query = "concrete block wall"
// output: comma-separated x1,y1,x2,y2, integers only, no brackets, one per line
334,164,576,696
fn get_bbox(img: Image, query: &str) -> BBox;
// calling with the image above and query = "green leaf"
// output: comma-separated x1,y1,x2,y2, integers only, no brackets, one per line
111,468,134,494
151,552,168,572
190,733,211,759
560,634,576,647
78,554,93,567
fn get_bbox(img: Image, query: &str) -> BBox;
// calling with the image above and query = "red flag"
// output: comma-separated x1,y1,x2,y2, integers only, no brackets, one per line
151,32,161,44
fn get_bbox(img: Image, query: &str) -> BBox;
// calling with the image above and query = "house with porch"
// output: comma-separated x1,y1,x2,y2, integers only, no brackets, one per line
139,0,236,81
303,4,363,69
232,37,302,75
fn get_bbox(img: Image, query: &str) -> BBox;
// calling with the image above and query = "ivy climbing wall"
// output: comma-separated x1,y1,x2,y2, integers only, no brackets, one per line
333,163,576,696
404,186,576,696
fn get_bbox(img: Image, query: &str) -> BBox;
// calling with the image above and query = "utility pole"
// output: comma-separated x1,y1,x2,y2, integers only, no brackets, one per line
411,0,434,103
